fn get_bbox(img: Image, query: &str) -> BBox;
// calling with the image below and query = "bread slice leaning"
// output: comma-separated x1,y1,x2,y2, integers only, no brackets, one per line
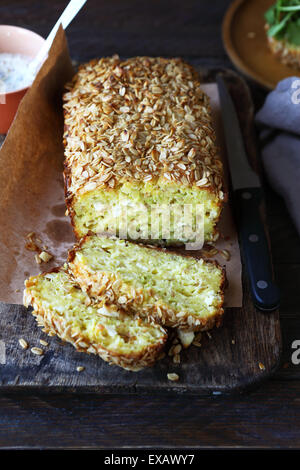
68,235,225,331
23,269,167,371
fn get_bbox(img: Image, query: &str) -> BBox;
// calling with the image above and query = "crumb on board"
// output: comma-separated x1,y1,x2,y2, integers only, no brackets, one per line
168,342,182,362
31,347,44,356
39,339,49,347
200,245,231,262
177,329,195,349
76,366,85,372
25,232,40,252
173,344,182,355
259,362,265,371
35,251,53,264
220,249,231,261
25,232,35,239
34,254,41,264
18,338,29,350
192,332,202,348
173,354,180,364
167,373,179,382
25,232,53,264
201,246,218,258
39,251,53,263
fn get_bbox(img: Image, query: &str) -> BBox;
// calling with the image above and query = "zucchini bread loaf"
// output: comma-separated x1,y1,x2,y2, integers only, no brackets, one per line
24,269,167,371
68,235,225,331
63,56,225,245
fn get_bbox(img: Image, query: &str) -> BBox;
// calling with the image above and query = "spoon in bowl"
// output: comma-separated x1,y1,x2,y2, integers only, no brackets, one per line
29,0,87,74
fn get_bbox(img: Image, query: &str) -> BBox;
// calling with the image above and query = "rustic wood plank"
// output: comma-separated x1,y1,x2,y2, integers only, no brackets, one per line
1,380,300,448
0,299,281,393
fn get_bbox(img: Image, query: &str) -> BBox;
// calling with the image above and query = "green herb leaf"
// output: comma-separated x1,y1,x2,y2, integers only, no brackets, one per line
278,5,300,12
285,17,300,44
265,5,277,25
265,1,300,44
267,11,294,36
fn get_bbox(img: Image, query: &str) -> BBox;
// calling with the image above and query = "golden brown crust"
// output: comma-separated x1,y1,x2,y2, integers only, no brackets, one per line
68,234,226,331
63,56,224,196
24,273,167,371
63,56,226,241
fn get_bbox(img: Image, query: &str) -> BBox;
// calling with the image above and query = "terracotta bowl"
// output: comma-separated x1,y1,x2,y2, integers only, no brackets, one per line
0,25,45,133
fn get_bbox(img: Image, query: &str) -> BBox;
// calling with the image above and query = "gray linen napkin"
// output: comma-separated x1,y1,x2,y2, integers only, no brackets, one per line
255,77,300,235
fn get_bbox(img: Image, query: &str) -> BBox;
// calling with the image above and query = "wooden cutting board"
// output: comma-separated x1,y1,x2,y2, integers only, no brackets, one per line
0,70,281,395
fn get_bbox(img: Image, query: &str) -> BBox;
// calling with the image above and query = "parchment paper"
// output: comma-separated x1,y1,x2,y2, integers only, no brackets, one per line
0,28,242,306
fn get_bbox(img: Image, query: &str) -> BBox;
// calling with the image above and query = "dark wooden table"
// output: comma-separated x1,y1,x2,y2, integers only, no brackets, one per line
1,0,300,449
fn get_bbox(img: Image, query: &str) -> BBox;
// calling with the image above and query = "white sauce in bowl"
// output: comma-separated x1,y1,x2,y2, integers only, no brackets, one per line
0,53,36,93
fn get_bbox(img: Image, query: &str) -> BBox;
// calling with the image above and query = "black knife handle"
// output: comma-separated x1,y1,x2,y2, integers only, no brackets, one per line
234,187,280,311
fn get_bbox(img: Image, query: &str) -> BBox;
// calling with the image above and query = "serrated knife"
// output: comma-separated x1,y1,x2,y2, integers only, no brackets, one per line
217,75,280,311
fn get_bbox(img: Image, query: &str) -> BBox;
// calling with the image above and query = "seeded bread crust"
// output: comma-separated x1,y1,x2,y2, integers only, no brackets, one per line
24,269,167,371
63,56,226,242
68,234,226,331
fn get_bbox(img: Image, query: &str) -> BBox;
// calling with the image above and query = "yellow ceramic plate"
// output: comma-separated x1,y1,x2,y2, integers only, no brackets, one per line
222,0,300,89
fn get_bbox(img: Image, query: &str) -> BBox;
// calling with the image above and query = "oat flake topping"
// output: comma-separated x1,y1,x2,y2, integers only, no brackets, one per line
63,56,223,197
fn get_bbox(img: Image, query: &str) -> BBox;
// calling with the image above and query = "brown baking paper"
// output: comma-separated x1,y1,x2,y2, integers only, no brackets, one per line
0,29,242,306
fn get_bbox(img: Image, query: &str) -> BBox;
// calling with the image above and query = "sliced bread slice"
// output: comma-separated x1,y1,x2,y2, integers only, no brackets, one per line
24,269,167,371
68,235,225,331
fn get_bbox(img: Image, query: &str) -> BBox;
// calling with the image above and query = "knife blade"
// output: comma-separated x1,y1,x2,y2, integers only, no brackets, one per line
217,75,280,311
